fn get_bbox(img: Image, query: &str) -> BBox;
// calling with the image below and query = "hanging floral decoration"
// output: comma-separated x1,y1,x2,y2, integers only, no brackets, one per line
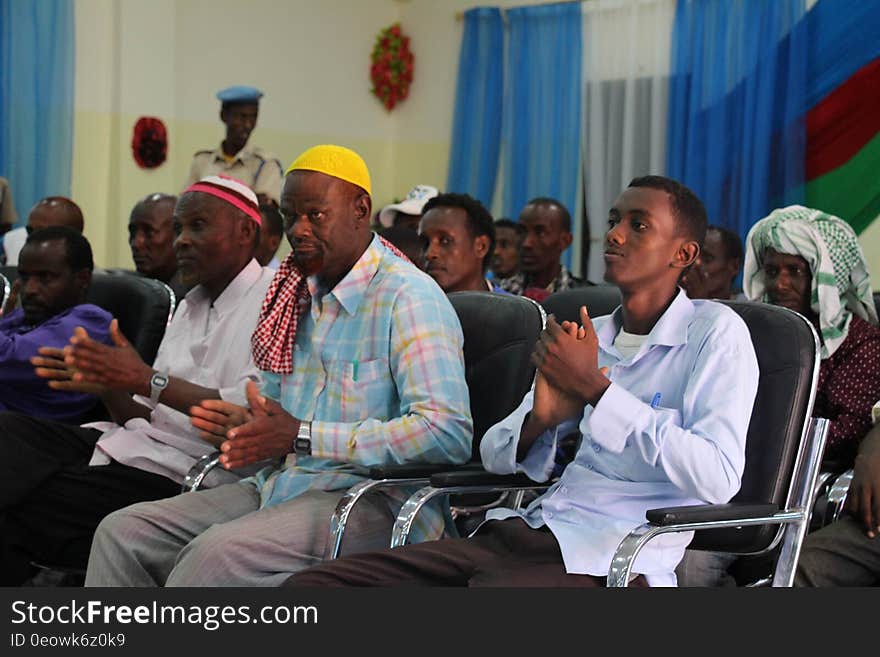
131,116,168,169
370,22,414,111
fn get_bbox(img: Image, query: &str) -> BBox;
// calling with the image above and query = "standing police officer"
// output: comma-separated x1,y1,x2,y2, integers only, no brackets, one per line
184,85,284,207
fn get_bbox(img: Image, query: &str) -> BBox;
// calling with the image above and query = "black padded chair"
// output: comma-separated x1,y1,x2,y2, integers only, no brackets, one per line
181,291,547,559
874,291,880,320
1,264,17,286
0,267,174,366
389,285,628,548
541,285,621,323
606,301,827,586
323,292,546,557
85,269,175,366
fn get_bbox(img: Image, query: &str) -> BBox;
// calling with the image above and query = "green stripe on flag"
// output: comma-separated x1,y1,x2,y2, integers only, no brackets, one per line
806,131,880,234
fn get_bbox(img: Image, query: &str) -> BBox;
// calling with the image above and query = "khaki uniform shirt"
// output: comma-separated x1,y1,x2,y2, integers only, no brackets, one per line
184,145,283,205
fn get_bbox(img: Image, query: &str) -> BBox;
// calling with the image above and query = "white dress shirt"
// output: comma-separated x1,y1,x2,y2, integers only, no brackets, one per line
87,259,275,487
480,290,759,586
3,225,26,266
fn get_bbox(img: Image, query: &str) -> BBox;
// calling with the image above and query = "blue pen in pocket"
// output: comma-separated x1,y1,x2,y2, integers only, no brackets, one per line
352,360,359,382
650,392,662,408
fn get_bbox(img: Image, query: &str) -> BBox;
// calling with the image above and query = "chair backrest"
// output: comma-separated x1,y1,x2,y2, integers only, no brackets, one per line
874,291,879,319
447,292,545,460
690,300,821,552
104,267,180,321
86,270,174,366
541,285,622,323
0,265,17,285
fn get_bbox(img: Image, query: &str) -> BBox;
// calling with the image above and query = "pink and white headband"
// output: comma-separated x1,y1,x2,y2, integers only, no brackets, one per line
184,174,262,225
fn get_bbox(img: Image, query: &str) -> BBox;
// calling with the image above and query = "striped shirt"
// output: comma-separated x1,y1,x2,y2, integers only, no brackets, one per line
251,235,473,543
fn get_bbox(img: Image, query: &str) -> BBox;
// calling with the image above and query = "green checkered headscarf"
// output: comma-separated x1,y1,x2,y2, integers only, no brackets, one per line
743,205,878,359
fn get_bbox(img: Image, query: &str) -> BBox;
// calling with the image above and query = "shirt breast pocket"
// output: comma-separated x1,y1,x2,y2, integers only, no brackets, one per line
322,357,392,422
652,405,682,427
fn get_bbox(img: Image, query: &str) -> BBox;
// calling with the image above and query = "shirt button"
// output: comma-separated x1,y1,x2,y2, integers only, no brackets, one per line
546,512,554,519
561,486,569,494
593,444,601,452
586,464,593,470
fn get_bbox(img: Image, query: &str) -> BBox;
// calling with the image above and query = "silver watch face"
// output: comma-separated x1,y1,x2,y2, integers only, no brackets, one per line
151,373,169,387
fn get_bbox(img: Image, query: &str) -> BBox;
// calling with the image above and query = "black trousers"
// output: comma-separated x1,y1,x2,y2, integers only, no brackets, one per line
285,517,649,587
0,411,180,585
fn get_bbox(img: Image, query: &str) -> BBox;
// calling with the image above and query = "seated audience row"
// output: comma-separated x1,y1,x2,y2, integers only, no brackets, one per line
2,135,878,587
84,145,472,586
81,168,764,587
376,188,581,302
0,175,275,585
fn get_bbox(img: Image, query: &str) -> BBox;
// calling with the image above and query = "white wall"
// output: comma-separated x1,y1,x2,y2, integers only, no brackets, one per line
73,0,400,267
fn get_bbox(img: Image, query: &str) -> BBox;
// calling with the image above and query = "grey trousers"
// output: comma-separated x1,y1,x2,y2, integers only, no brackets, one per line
675,549,738,587
795,515,880,586
85,482,396,587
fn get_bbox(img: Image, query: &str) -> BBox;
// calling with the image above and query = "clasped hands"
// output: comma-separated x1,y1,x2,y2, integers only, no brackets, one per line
190,380,301,470
529,305,610,430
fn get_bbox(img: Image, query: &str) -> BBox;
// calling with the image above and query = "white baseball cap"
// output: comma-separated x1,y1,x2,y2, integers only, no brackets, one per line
379,185,440,227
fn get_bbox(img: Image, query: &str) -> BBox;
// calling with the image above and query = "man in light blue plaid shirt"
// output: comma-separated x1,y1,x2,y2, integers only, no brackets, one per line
85,146,472,587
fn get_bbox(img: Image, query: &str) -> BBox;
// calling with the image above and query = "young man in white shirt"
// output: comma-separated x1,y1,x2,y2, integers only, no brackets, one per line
285,175,760,587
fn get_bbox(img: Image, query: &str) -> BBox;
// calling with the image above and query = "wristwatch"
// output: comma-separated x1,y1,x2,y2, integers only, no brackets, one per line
294,421,312,456
149,371,170,405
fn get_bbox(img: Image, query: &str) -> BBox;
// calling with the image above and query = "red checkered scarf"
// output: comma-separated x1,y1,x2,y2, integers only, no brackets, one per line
251,235,410,373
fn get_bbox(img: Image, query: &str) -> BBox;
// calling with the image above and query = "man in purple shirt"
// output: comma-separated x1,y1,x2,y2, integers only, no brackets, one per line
0,226,112,423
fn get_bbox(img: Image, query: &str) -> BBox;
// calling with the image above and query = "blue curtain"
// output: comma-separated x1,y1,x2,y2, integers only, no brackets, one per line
666,0,807,246
0,0,75,226
805,0,880,107
501,2,581,268
446,7,504,207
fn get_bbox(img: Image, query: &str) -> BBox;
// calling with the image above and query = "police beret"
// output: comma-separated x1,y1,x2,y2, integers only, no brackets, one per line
216,85,263,103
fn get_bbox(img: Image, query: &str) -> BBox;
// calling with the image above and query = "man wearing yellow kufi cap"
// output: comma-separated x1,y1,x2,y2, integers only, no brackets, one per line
87,145,473,587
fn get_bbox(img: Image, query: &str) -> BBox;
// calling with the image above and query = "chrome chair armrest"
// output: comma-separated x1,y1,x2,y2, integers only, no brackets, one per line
182,451,222,493
323,462,484,560
391,480,550,549
323,476,432,560
607,509,806,587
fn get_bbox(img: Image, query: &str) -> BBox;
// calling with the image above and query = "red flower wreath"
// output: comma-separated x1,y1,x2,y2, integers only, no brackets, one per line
370,23,414,111
132,117,168,169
